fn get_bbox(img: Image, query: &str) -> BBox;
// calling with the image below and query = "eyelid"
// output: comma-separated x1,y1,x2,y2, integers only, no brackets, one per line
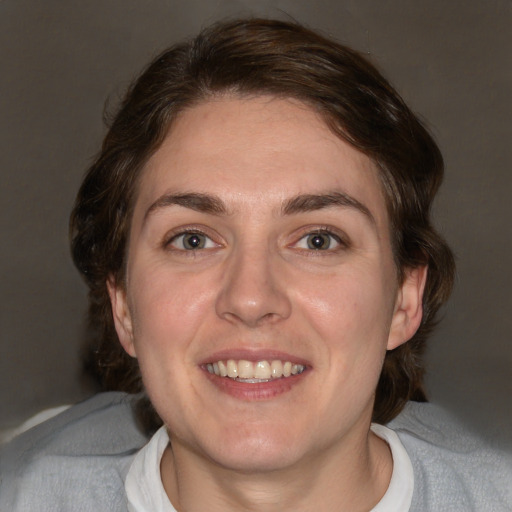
163,225,223,251
289,226,350,251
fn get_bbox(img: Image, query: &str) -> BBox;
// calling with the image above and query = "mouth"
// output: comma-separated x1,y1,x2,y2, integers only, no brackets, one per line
204,359,306,382
200,353,309,400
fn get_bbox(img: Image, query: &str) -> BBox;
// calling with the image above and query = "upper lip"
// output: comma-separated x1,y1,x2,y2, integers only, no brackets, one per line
199,348,310,367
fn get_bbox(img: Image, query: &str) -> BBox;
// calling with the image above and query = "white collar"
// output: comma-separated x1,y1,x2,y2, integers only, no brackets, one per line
370,423,414,512
125,426,176,512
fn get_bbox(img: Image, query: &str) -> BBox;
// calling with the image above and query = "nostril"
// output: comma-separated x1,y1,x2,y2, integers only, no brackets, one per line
215,253,292,325
216,297,291,327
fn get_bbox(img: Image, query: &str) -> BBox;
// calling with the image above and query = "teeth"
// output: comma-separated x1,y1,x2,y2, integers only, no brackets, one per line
206,359,305,381
227,360,238,378
238,360,253,379
218,360,228,377
270,360,283,378
254,360,270,379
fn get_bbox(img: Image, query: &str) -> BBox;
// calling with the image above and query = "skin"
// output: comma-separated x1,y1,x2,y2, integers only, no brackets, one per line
109,96,426,511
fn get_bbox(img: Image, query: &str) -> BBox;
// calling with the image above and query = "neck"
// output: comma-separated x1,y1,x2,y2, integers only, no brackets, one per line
161,428,392,512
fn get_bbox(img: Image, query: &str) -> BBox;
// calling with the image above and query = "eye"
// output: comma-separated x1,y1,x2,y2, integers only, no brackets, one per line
294,231,343,251
168,231,217,251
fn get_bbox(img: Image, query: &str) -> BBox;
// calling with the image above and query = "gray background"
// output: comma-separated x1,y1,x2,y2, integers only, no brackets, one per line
1,0,510,445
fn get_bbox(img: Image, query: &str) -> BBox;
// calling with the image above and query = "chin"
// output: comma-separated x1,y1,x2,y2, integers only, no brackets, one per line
201,425,308,473
214,446,302,474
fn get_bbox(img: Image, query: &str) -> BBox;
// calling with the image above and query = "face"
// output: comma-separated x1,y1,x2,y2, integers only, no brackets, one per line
110,96,425,472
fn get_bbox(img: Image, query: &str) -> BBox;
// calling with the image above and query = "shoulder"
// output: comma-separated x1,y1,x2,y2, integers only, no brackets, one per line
0,392,149,512
388,402,512,511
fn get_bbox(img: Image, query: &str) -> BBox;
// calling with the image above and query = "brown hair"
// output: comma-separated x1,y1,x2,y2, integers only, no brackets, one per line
70,18,455,432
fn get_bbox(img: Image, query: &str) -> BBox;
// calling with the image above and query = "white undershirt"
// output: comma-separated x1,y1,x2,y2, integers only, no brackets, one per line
125,424,413,512
369,424,414,511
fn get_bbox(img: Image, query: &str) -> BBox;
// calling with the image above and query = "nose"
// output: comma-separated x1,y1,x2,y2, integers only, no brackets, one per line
215,245,292,327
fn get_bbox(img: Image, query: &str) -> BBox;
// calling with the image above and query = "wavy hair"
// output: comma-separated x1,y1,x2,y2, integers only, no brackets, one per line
70,18,455,433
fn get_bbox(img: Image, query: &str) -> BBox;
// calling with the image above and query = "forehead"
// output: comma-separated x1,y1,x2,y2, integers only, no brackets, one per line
134,95,388,230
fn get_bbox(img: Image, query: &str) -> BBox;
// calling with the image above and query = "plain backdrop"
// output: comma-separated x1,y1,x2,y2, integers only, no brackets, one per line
1,0,511,446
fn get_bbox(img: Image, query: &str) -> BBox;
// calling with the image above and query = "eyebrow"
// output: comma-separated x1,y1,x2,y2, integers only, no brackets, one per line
144,190,375,225
144,192,229,223
282,192,376,225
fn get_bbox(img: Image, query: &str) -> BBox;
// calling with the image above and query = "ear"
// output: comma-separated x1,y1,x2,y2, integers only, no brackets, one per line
107,275,137,358
387,266,428,350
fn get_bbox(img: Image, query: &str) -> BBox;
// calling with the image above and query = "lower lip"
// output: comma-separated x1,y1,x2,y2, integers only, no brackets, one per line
203,370,307,400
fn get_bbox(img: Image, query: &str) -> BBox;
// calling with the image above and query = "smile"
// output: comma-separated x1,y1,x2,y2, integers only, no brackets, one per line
205,359,306,381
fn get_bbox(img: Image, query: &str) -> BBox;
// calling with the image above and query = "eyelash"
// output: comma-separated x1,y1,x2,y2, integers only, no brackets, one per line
292,227,348,253
165,228,219,252
163,226,349,254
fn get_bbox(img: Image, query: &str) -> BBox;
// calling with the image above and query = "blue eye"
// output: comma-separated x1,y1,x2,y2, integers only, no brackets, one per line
169,232,216,250
296,231,342,251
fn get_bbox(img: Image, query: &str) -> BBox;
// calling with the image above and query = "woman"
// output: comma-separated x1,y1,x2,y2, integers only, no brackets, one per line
2,18,510,512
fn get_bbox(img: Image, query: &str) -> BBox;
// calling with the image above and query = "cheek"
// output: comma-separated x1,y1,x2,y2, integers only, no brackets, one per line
291,268,395,429
125,266,217,411
297,268,395,342
293,264,397,400
127,264,216,355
